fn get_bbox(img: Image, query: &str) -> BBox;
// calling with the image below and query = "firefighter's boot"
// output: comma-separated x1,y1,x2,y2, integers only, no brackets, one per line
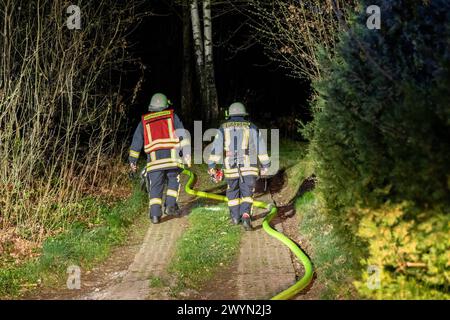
165,204,181,217
242,213,252,231
151,215,161,224
231,216,241,225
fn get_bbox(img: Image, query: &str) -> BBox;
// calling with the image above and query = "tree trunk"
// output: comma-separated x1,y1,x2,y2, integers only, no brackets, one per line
181,0,193,125
190,0,209,122
203,0,219,124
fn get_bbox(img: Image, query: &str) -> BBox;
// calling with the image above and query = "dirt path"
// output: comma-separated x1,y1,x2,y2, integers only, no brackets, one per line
195,173,323,300
195,185,298,300
29,213,188,300
80,215,187,300
269,172,323,300
31,172,318,300
29,175,196,300
75,181,198,300
234,191,296,299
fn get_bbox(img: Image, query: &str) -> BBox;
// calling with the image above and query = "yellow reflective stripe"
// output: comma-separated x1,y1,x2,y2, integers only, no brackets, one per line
146,138,180,148
258,154,270,162
228,199,240,206
242,127,250,150
167,119,175,139
147,161,181,169
145,123,153,143
148,138,179,145
209,154,221,162
143,111,172,120
147,162,182,171
241,167,259,176
224,168,240,179
147,158,182,170
166,189,178,198
241,197,254,204
129,150,140,158
148,158,182,166
224,168,238,174
225,173,240,179
144,142,180,153
150,152,156,162
149,198,162,206
242,171,258,176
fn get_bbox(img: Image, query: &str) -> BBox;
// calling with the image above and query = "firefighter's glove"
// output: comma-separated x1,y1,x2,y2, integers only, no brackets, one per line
129,162,137,180
208,168,216,179
209,168,223,184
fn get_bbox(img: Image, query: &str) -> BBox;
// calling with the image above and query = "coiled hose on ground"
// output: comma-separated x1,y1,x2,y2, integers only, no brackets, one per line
181,169,314,300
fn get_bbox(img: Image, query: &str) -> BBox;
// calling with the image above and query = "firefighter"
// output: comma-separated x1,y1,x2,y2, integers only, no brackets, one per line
129,93,191,224
207,102,270,231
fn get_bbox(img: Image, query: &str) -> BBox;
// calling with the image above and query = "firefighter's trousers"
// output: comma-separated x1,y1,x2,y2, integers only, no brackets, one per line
226,176,257,220
148,168,181,217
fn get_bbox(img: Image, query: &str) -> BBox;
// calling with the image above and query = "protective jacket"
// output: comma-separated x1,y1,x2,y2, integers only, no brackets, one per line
208,116,270,179
129,109,190,172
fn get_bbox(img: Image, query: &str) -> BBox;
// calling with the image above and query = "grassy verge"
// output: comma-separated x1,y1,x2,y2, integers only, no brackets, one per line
0,184,147,298
277,140,314,199
295,191,364,299
276,140,363,299
168,204,242,295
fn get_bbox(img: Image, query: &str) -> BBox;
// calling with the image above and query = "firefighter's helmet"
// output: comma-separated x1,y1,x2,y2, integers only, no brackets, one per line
228,102,248,117
149,93,169,111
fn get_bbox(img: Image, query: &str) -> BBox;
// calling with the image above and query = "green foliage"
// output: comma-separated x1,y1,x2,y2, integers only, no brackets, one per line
169,205,242,292
0,185,147,298
306,0,450,298
308,0,450,211
354,204,450,299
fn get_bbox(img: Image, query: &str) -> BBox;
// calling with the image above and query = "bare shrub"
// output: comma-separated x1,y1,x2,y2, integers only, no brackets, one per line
248,0,358,80
0,0,144,241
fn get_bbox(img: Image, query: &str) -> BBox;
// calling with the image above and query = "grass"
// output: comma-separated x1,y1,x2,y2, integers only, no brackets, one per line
277,140,314,200
295,191,364,299
0,184,147,298
278,140,308,169
149,276,167,289
168,204,242,295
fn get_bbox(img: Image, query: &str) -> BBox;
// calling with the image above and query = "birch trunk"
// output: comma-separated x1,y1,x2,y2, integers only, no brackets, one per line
190,0,209,122
203,0,219,123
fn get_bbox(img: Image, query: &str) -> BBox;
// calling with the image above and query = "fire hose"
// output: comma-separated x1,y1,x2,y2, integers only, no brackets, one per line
181,169,313,300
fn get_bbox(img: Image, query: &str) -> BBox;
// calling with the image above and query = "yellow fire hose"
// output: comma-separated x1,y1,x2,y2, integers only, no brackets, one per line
181,169,314,300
